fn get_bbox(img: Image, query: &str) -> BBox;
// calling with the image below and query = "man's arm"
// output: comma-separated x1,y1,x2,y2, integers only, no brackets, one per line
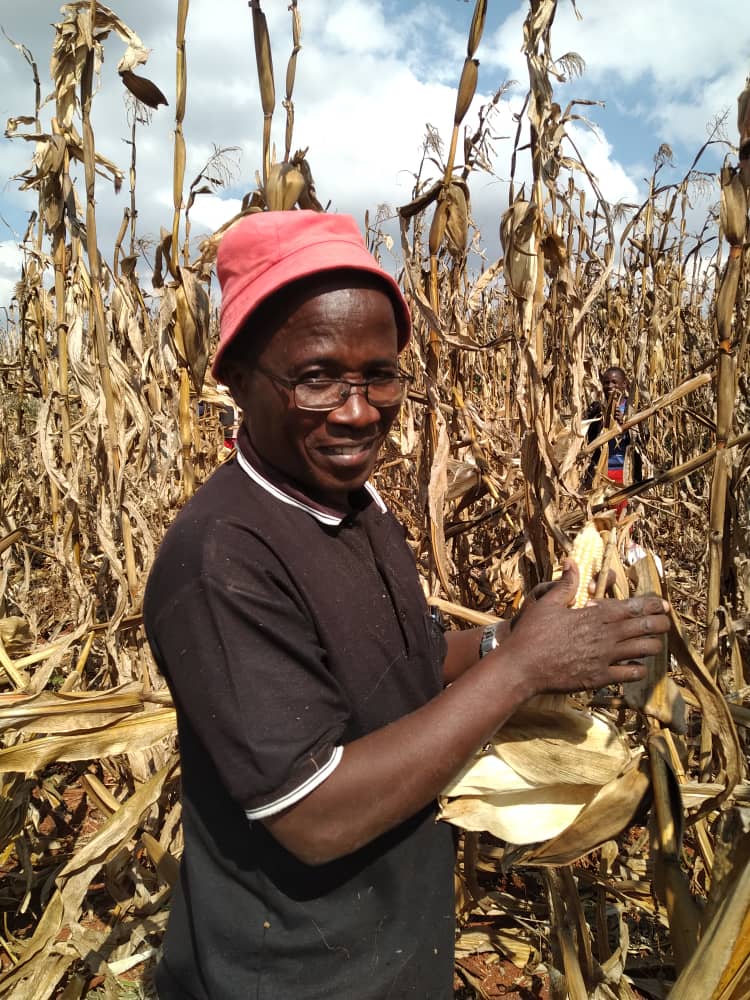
264,563,670,865
442,620,511,684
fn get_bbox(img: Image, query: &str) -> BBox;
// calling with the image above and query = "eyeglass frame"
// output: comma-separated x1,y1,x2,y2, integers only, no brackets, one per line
254,365,414,412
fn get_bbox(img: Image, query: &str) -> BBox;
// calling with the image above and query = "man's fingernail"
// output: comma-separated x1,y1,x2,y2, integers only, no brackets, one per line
662,600,670,612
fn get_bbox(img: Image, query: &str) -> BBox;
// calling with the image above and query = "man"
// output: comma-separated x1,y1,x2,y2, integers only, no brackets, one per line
144,211,669,999
584,366,643,501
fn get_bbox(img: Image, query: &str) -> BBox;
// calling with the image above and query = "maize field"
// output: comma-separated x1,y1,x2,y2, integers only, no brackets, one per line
0,1,748,997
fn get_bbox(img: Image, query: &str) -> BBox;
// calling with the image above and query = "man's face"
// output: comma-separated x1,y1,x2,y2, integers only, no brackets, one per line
227,279,401,507
601,369,628,399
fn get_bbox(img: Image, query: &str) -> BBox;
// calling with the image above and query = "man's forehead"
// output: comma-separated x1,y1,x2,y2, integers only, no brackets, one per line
270,275,396,330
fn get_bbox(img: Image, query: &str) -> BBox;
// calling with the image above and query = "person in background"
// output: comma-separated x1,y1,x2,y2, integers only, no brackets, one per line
144,211,670,1000
584,366,643,509
217,394,239,449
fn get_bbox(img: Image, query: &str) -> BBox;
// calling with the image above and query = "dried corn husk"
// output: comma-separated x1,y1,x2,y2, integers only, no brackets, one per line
264,160,306,211
624,551,687,732
444,180,470,258
439,704,637,853
720,161,748,247
0,617,33,657
454,58,479,125
500,197,540,333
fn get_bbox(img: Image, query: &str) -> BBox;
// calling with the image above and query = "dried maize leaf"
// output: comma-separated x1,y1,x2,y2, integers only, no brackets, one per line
0,773,33,849
0,765,174,996
456,926,534,969
648,735,699,975
35,133,67,176
141,831,179,886
0,681,154,735
0,709,176,773
669,837,750,998
668,613,743,819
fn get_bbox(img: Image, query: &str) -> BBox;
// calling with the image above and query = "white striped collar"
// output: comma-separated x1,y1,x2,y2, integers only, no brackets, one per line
235,446,387,526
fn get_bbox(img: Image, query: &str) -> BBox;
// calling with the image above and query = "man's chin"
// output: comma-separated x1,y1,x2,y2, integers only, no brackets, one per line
305,466,373,508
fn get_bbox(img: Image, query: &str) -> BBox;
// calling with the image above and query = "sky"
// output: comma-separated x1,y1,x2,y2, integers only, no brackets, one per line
0,0,748,312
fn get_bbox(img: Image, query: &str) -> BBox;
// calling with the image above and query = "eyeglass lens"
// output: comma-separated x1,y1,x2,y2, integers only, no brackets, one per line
294,378,406,410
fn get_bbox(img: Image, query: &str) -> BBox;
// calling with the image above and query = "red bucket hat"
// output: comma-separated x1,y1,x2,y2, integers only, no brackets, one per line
212,210,412,378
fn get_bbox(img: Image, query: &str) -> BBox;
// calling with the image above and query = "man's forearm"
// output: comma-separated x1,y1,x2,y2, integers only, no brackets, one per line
442,620,511,684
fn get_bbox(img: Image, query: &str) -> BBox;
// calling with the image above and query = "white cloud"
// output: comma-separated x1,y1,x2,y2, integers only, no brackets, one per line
323,1,396,56
187,195,243,235
0,0,746,310
0,241,22,309
485,0,750,156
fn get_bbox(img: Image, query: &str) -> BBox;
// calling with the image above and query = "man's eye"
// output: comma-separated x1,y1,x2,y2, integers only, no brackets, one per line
298,373,331,384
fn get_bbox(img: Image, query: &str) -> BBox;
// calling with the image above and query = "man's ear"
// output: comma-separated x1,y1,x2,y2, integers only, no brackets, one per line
222,364,251,409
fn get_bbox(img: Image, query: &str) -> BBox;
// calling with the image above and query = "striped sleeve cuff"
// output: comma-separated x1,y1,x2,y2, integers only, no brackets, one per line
244,745,344,821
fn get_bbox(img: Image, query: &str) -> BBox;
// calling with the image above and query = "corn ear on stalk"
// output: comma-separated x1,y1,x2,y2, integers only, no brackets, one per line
569,522,605,608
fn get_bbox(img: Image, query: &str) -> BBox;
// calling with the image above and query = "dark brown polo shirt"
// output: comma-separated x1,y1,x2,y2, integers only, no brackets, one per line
144,431,456,998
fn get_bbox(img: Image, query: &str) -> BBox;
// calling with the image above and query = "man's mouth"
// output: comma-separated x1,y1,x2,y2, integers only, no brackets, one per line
318,441,375,457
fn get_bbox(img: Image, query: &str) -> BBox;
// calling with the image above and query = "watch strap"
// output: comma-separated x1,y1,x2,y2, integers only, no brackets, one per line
479,622,498,658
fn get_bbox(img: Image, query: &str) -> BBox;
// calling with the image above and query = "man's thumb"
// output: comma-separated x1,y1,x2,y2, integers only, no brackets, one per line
552,559,580,607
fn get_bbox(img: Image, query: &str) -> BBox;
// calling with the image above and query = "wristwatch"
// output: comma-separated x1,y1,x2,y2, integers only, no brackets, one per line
479,622,498,658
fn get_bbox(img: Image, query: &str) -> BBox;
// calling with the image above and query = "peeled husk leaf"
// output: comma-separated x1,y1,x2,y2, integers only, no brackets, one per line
503,754,650,867
439,705,636,850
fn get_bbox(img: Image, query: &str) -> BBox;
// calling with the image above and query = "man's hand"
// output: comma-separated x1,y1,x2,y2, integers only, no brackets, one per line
264,561,669,866
490,561,669,695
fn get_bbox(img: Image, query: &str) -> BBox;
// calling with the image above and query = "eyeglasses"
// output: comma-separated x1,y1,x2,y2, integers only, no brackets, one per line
256,366,413,412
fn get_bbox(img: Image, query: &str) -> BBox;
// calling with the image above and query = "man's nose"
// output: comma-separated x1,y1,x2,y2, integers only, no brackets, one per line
328,385,380,424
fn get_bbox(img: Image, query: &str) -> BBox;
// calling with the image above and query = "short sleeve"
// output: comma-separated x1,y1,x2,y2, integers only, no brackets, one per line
145,522,350,817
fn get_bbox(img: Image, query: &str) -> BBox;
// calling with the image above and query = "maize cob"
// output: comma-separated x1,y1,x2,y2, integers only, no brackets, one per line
569,522,605,608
